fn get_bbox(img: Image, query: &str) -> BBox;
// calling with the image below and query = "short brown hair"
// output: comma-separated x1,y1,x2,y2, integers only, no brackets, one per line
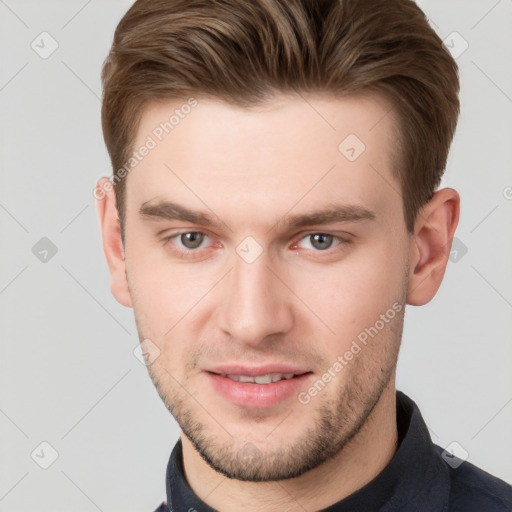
101,0,459,237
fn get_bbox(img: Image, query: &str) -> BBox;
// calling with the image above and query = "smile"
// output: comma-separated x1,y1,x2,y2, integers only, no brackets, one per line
205,371,314,409
220,373,297,384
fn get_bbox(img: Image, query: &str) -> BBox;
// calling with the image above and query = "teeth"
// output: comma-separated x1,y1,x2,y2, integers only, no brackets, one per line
225,373,296,384
255,375,272,384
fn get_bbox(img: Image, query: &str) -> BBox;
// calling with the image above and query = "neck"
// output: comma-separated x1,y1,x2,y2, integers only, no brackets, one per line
181,381,398,512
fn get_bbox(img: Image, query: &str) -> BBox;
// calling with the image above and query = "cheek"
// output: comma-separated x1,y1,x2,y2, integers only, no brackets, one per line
127,265,173,336
125,244,221,341
126,262,204,379
291,239,407,345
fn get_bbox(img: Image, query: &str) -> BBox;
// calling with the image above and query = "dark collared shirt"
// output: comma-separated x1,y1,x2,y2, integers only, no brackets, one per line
153,391,512,511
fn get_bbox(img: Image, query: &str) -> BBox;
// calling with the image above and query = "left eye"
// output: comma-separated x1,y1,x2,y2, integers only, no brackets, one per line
170,232,210,250
297,233,341,251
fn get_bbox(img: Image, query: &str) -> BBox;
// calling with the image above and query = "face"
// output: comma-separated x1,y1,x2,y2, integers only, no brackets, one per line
120,93,411,481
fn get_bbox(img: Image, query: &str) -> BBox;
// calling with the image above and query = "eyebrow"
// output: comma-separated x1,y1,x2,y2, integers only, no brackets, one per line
139,201,223,228
139,200,376,231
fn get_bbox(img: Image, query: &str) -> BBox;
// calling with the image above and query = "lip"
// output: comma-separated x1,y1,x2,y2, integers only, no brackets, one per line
204,366,313,409
205,364,310,376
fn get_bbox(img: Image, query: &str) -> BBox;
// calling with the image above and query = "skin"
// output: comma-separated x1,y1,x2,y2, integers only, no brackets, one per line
96,92,459,511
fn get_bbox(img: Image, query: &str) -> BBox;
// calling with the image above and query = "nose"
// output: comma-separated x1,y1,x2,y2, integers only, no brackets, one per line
216,251,294,347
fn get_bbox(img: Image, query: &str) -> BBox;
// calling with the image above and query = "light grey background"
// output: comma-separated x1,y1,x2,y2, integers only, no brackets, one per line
1,1,511,510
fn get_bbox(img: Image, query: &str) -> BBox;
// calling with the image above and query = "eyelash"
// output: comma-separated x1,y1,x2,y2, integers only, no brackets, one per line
162,231,352,258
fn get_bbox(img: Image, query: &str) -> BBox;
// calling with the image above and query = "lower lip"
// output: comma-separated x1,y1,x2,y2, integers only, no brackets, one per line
205,372,313,409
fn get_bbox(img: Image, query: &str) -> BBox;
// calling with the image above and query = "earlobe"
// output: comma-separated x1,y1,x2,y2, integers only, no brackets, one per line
407,188,460,306
96,177,133,308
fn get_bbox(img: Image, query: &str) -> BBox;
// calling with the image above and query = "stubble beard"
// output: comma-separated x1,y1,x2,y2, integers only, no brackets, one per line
144,315,403,482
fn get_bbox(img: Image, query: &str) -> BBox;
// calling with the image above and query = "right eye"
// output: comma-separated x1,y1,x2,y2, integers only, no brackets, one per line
166,232,211,251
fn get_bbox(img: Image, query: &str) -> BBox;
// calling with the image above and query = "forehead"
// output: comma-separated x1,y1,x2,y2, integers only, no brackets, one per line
126,92,401,229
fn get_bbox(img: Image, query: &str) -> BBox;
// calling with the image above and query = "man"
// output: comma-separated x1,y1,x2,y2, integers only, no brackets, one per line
95,0,512,510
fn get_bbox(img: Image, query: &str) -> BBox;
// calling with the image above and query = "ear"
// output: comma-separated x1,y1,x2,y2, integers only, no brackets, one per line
407,188,460,306
95,178,133,308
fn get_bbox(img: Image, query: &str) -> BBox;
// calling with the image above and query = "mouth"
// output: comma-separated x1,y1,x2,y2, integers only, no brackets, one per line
204,368,314,409
211,372,308,384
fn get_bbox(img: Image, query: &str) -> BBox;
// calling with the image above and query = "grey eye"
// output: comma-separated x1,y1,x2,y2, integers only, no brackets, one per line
180,232,205,249
309,233,334,250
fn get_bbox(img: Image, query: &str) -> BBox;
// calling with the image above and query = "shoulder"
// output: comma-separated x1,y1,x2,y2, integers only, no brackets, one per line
433,446,512,511
152,502,168,512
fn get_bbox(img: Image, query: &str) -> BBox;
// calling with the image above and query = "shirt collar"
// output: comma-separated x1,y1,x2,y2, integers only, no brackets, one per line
165,391,450,512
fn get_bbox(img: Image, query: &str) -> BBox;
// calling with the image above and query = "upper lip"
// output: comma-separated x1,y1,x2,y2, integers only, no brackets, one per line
205,364,312,376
